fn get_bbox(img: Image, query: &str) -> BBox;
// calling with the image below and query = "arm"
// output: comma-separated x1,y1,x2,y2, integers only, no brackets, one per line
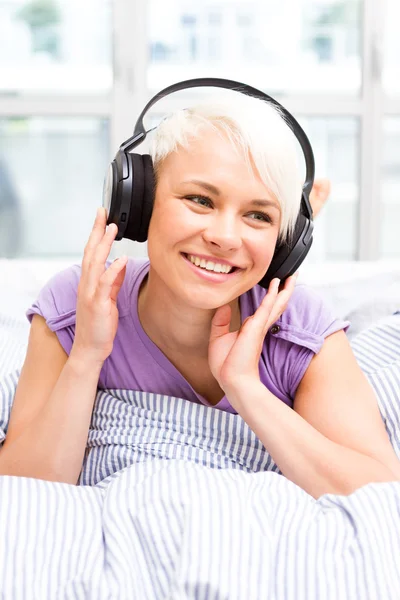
209,278,400,499
226,331,400,499
0,315,102,484
0,208,128,485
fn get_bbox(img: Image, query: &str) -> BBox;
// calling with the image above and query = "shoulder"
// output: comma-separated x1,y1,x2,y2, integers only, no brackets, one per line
248,284,349,402
26,263,81,323
249,283,346,345
26,258,149,325
279,284,342,336
274,284,349,352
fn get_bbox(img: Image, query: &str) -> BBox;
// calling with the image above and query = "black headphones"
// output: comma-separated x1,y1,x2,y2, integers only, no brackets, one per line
103,77,315,289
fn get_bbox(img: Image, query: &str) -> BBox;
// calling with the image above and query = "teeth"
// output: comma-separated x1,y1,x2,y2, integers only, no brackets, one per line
187,254,233,274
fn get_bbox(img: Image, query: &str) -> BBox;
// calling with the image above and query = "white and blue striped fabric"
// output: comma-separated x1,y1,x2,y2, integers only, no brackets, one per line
0,312,399,599
0,314,29,379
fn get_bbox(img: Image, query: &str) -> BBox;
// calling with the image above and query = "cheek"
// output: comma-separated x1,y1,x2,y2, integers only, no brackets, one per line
151,198,198,242
147,198,186,259
148,197,172,237
249,232,279,270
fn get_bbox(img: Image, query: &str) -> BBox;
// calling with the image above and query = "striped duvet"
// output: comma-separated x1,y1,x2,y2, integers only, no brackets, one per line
0,313,399,599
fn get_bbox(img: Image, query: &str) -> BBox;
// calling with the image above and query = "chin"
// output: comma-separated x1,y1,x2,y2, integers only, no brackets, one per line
178,278,251,311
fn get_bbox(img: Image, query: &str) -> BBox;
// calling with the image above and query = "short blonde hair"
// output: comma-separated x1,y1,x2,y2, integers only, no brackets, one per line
149,89,304,242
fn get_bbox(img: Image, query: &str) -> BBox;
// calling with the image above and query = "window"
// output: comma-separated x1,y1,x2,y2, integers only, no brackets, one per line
383,0,400,97
208,12,221,26
148,0,362,94
0,117,109,257
381,118,400,257
300,117,359,260
0,0,398,260
0,0,112,95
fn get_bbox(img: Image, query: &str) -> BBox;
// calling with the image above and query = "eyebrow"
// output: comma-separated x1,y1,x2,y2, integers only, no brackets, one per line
182,179,281,211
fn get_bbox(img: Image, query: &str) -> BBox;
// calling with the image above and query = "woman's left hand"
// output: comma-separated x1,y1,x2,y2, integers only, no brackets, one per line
208,274,298,392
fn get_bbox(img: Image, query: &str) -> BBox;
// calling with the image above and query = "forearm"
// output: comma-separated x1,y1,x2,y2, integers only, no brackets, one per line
226,378,398,499
0,355,102,484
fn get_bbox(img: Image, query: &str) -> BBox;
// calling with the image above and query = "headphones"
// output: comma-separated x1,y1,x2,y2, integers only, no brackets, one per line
103,77,315,289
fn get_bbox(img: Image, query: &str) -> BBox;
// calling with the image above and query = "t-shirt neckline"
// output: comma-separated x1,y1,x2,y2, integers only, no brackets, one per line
130,260,245,411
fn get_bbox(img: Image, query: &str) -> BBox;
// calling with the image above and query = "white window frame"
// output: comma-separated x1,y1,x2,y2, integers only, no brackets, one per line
0,0,396,260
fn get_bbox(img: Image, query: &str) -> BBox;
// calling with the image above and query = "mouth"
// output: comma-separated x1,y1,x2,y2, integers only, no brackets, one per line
181,253,240,275
180,252,243,283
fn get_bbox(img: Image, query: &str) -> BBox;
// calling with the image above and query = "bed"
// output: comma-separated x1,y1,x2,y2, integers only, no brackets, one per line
0,258,400,599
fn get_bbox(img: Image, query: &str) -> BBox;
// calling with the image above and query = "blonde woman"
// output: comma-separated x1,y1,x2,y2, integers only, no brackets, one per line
1,86,398,499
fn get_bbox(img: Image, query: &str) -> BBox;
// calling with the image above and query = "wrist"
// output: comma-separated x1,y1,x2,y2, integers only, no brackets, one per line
222,375,263,403
68,348,104,376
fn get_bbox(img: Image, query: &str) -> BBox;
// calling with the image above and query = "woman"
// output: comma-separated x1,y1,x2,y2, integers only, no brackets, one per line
0,90,399,499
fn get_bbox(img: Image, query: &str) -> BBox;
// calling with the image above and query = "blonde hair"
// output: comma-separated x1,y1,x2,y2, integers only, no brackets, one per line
149,89,304,241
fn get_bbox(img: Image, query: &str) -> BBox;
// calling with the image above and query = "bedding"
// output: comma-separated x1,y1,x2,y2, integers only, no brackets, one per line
0,313,399,598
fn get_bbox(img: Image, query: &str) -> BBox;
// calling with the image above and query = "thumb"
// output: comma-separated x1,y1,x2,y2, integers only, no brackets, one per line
209,304,232,342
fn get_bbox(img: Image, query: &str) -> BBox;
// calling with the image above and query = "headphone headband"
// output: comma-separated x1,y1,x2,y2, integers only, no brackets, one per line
119,77,315,211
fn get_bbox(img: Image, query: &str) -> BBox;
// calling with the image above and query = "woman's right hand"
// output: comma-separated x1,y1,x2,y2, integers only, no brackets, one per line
70,207,128,367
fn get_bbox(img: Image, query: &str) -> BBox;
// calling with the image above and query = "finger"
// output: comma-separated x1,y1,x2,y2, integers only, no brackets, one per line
256,278,280,316
109,261,127,303
86,222,119,291
240,278,280,338
252,278,280,318
95,255,128,303
277,272,297,294
239,274,296,346
91,222,118,267
258,278,283,332
209,305,232,342
267,274,298,327
246,276,290,338
82,208,107,273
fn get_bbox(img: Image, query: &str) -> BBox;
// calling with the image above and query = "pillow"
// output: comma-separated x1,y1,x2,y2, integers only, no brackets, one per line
350,312,400,458
298,264,400,339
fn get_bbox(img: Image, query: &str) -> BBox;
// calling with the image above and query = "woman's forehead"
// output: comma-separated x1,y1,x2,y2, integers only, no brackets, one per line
158,130,259,180
156,156,277,208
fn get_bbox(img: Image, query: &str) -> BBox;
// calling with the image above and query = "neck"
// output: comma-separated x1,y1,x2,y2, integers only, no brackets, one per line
137,267,241,359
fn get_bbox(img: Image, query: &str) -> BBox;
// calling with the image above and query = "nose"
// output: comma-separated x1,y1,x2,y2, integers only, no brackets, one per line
202,211,242,251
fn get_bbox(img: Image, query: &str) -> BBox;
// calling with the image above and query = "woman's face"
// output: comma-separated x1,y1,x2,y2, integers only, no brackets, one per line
147,128,281,309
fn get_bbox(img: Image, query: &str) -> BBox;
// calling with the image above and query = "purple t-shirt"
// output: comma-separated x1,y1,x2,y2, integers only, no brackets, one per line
26,258,349,414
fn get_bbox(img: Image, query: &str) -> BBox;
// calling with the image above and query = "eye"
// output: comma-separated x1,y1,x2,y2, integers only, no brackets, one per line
247,211,273,224
183,195,274,224
184,195,213,208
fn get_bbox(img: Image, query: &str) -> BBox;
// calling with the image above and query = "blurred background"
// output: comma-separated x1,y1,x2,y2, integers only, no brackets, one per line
0,0,399,263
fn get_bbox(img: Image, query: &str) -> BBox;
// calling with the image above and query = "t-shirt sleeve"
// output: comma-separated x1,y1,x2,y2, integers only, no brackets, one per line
264,284,350,401
25,264,82,356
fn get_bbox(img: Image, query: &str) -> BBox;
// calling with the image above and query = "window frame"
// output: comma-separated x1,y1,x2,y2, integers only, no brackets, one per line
0,0,396,260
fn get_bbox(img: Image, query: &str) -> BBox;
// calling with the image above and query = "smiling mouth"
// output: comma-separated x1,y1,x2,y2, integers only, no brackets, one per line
181,252,240,275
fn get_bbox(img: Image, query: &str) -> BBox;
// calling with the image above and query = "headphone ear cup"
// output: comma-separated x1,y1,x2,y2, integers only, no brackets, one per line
123,153,145,242
136,154,155,242
258,212,313,289
122,153,155,242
